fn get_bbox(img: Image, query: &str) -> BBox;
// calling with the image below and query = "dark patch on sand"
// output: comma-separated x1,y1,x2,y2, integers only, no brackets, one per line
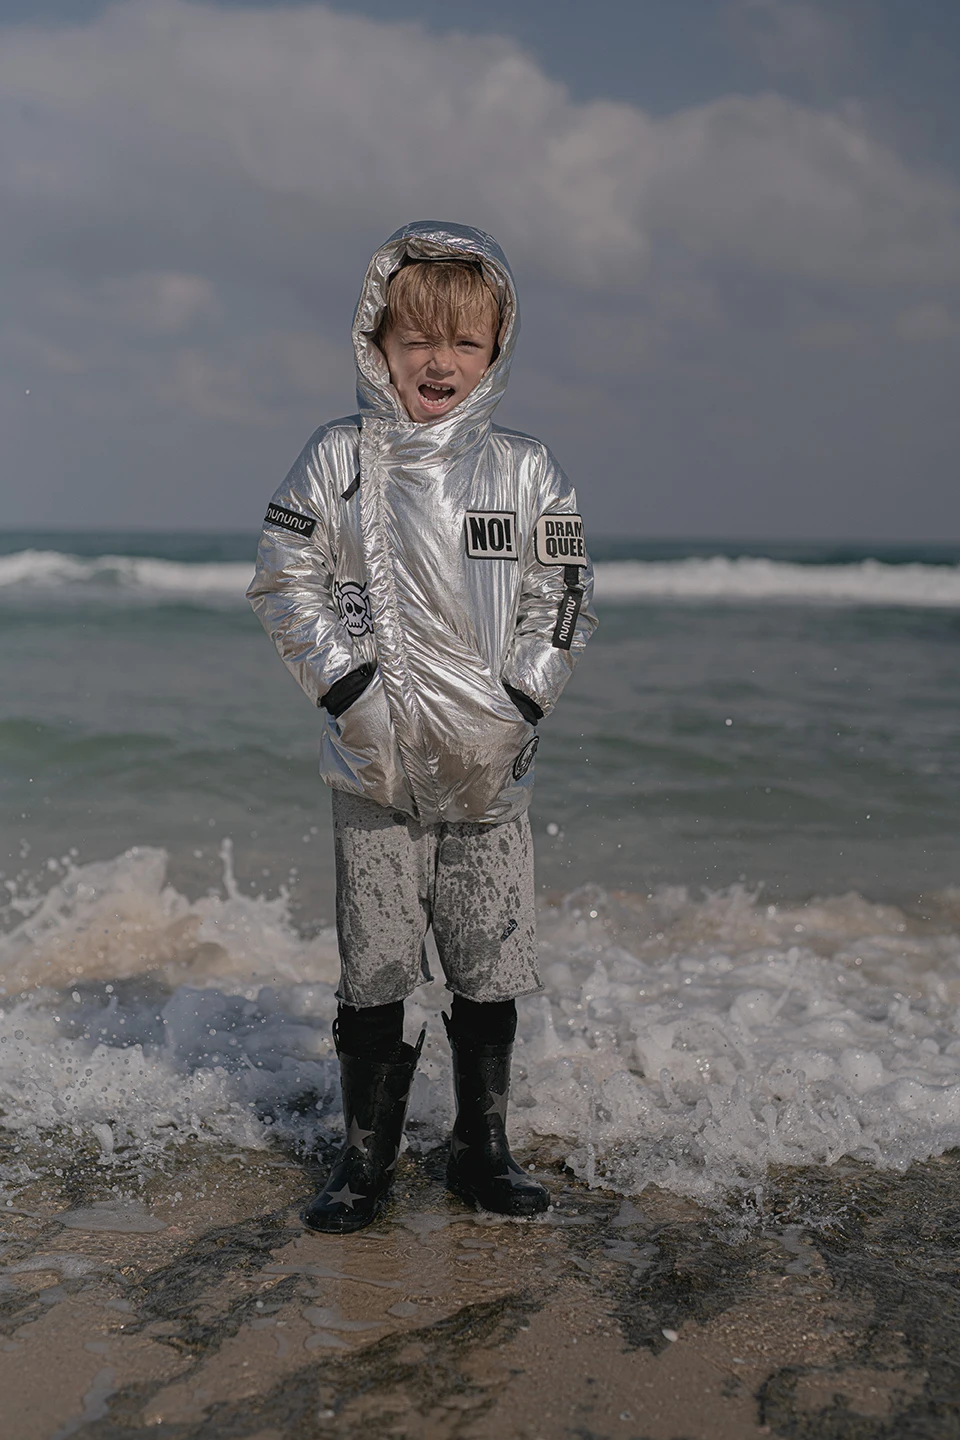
3,1144,960,1438
93,1292,539,1440
756,1157,960,1438
124,1212,303,1356
608,1225,759,1354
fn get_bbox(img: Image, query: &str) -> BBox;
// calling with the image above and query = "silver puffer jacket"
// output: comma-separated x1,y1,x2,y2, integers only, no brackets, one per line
248,221,597,825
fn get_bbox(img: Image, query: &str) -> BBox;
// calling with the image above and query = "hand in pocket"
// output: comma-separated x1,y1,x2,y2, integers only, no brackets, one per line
503,682,543,726
321,663,376,718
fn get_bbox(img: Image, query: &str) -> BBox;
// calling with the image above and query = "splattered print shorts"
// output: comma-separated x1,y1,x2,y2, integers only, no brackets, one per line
331,791,542,1007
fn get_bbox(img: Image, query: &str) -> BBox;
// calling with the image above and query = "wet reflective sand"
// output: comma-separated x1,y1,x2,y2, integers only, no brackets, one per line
2,1138,958,1439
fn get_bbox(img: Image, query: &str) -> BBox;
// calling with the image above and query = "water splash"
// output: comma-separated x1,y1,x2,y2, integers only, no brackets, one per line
3,848,960,1209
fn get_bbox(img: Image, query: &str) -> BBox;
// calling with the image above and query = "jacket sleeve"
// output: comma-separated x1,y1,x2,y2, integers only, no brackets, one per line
501,448,598,717
246,433,359,707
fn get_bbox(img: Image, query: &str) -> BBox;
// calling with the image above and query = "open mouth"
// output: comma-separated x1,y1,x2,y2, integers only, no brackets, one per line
418,382,456,410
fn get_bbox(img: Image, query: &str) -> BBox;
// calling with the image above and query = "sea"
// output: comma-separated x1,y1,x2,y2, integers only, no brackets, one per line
3,531,960,1212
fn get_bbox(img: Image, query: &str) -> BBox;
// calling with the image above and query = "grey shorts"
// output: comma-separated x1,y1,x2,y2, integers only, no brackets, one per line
331,790,542,1008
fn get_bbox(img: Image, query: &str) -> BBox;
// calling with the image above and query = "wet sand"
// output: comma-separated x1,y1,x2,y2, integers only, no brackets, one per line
2,1134,959,1440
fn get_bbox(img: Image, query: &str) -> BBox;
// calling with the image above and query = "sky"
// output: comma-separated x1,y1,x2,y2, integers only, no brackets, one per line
2,0,959,539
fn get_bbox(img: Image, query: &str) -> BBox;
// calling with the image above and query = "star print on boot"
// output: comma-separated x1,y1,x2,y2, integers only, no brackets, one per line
445,1032,549,1217
302,1033,423,1235
326,1182,366,1210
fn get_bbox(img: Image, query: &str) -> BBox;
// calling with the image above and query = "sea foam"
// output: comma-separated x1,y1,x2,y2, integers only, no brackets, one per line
0,549,253,600
3,846,960,1209
4,550,960,609
595,555,960,607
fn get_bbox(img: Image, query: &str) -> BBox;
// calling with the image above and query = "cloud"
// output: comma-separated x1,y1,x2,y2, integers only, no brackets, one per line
97,273,219,336
2,0,956,295
726,0,845,78
897,303,956,343
1,0,959,534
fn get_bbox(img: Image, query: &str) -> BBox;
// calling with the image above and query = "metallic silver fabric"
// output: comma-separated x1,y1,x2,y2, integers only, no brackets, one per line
331,791,540,1006
248,221,597,824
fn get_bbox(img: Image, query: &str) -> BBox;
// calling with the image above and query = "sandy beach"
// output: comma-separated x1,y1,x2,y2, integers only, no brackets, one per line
2,1130,957,1439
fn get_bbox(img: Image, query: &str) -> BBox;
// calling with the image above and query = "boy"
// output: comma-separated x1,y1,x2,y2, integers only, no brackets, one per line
248,221,596,1232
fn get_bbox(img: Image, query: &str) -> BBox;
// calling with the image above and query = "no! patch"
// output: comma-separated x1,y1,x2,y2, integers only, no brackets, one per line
464,511,518,559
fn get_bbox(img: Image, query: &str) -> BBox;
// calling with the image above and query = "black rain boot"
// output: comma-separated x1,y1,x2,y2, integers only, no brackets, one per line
302,1028,423,1234
444,1015,549,1217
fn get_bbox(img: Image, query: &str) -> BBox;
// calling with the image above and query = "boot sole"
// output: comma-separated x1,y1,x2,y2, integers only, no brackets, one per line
446,1171,549,1218
300,1196,386,1234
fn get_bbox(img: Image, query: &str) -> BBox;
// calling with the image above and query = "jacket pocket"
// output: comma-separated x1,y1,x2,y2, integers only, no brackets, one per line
334,668,388,759
322,662,375,718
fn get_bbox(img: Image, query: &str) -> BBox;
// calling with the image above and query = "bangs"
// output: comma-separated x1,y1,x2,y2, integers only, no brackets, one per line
375,260,500,345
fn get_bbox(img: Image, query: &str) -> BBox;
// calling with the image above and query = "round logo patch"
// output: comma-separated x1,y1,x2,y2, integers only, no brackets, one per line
334,579,373,637
512,734,540,780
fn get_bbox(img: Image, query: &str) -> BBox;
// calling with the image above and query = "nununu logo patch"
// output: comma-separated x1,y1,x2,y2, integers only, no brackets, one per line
263,503,316,537
334,580,374,637
464,511,518,560
534,513,585,565
552,588,583,650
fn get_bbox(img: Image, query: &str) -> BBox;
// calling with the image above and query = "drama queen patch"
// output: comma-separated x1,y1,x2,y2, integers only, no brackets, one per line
334,580,373,637
534,513,585,565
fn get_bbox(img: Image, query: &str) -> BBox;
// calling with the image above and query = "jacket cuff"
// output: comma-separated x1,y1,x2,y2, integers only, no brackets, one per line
503,682,544,725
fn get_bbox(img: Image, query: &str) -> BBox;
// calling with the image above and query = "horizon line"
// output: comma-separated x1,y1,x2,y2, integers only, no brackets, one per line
2,528,960,548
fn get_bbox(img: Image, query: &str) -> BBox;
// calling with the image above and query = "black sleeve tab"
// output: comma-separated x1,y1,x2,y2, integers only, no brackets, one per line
551,569,584,650
264,503,317,537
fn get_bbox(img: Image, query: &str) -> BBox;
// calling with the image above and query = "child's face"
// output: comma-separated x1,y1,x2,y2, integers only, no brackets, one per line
380,316,497,423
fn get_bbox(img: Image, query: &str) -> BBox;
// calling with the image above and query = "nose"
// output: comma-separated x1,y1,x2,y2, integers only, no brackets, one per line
426,344,455,376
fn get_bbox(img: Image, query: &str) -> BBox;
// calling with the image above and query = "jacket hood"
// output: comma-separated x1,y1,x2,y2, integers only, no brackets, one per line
353,221,518,442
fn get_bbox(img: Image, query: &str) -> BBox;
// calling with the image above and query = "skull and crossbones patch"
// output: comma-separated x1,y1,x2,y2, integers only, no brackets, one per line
334,580,374,637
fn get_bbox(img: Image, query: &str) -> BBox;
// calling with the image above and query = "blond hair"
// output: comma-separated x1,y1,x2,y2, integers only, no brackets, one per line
374,260,500,348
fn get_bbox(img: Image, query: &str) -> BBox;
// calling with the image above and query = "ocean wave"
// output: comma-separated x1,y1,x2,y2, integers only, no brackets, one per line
3,844,960,1207
595,555,960,606
0,549,253,598
3,549,960,608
